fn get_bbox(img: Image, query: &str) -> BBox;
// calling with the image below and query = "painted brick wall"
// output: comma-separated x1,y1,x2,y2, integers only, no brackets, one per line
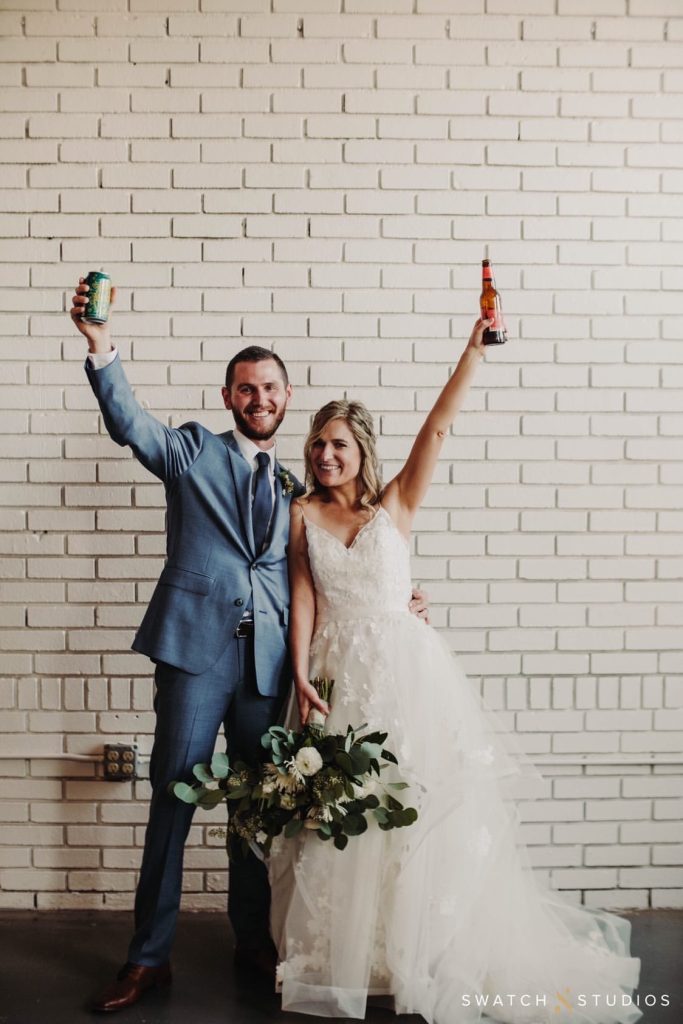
0,0,682,912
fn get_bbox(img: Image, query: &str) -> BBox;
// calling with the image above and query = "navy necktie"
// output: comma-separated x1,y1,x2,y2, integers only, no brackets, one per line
252,451,272,554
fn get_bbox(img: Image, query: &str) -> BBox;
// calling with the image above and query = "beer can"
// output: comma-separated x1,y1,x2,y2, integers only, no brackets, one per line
83,270,111,324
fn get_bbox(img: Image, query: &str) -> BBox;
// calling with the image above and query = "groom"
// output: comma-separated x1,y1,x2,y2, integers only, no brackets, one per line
70,278,427,1014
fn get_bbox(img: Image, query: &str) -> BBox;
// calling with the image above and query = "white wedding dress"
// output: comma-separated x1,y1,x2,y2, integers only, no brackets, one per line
268,505,642,1024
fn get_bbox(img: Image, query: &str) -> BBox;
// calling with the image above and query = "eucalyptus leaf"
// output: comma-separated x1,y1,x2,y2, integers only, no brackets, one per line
192,764,214,784
226,784,250,800
284,818,304,838
360,742,383,760
269,726,290,739
342,814,367,837
349,750,370,776
335,751,355,776
198,788,227,809
318,736,337,761
210,752,231,779
171,781,199,804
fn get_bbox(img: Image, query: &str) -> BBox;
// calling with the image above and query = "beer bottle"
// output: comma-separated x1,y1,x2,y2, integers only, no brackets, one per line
480,258,507,345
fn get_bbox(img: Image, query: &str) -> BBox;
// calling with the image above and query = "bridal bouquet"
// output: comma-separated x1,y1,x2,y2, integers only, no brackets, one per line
170,677,418,856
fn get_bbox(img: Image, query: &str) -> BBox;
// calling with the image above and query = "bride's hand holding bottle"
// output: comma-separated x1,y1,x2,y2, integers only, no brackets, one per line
466,316,492,356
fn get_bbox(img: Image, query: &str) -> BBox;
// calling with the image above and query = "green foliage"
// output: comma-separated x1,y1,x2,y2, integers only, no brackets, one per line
210,752,230,778
169,709,419,861
284,818,304,838
172,781,200,804
198,788,228,810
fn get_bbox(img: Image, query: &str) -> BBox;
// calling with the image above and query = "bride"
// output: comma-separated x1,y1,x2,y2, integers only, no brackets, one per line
268,318,642,1024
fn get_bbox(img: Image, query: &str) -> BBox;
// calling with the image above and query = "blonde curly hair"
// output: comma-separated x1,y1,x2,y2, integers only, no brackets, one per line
303,400,382,509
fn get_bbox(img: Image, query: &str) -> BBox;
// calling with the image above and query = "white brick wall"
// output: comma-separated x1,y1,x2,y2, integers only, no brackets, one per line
1,0,682,911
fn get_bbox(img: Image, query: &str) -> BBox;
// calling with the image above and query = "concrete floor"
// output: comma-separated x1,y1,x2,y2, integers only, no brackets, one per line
0,910,680,1024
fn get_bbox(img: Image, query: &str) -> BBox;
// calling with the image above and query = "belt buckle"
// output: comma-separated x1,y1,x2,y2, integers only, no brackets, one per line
234,620,253,639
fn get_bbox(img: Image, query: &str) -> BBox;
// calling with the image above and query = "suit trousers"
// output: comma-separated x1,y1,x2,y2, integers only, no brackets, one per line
128,632,287,967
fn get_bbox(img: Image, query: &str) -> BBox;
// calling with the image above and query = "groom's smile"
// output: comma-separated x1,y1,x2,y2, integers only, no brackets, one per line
222,357,293,445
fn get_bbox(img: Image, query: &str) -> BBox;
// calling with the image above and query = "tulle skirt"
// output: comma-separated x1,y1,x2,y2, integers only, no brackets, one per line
269,611,642,1024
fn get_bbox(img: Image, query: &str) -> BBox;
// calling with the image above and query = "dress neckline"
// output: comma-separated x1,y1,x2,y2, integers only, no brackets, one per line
300,503,385,553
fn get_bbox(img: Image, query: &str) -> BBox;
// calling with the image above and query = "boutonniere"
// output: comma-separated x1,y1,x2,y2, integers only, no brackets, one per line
277,468,295,496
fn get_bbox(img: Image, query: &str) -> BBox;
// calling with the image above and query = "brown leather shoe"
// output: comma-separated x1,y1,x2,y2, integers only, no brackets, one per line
234,941,278,986
90,962,172,1013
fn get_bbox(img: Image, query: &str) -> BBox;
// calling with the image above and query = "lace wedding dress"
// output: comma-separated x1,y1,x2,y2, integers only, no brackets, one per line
268,505,642,1024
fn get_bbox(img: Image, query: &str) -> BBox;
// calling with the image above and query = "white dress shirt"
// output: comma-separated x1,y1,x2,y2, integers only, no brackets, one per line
88,347,118,370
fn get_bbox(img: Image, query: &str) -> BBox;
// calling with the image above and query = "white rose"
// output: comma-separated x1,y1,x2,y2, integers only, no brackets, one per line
294,747,323,777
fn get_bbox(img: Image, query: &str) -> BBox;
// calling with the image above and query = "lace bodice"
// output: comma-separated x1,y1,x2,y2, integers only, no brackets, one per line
302,505,413,624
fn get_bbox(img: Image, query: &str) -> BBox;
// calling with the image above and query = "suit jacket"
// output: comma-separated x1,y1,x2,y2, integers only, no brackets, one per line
85,353,304,696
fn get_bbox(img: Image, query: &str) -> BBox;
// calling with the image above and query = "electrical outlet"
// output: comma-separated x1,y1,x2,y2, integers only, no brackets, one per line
104,743,138,782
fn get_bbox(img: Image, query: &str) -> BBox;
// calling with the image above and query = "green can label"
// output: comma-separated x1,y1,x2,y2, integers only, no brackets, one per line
84,271,111,323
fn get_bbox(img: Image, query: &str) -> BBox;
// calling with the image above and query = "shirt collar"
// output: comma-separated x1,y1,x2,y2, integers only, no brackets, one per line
233,428,276,470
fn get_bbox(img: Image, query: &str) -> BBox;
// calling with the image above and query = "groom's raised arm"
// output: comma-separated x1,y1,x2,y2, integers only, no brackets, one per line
71,276,204,484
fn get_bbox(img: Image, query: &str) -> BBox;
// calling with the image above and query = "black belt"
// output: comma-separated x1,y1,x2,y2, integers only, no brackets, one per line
234,619,254,639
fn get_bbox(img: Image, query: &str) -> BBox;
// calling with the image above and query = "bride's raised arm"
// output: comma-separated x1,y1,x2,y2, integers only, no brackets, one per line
382,317,491,535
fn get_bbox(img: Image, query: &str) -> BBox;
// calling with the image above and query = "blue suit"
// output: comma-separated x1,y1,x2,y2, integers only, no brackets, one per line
85,353,303,965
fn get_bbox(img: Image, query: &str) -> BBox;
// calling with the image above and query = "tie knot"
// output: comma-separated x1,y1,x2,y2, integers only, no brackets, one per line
256,451,270,471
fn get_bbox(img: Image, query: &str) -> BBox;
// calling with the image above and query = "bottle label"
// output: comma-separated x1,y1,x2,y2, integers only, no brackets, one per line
481,305,503,331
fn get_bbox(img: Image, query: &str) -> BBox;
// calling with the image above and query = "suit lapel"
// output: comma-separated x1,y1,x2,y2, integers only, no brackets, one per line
270,459,290,548
221,431,256,558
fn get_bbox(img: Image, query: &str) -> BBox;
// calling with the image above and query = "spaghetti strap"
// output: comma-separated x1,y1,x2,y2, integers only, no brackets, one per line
292,498,310,525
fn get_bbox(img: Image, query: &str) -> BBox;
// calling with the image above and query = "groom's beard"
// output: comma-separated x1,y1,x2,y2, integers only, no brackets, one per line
231,403,286,442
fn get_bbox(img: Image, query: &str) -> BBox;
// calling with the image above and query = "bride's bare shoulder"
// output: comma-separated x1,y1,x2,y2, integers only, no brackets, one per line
293,494,325,514
290,495,321,527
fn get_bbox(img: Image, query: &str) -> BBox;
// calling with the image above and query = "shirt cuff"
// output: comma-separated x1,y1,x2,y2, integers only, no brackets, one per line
88,348,118,370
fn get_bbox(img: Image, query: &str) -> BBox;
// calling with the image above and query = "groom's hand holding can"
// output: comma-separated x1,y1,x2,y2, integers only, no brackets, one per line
69,275,118,354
